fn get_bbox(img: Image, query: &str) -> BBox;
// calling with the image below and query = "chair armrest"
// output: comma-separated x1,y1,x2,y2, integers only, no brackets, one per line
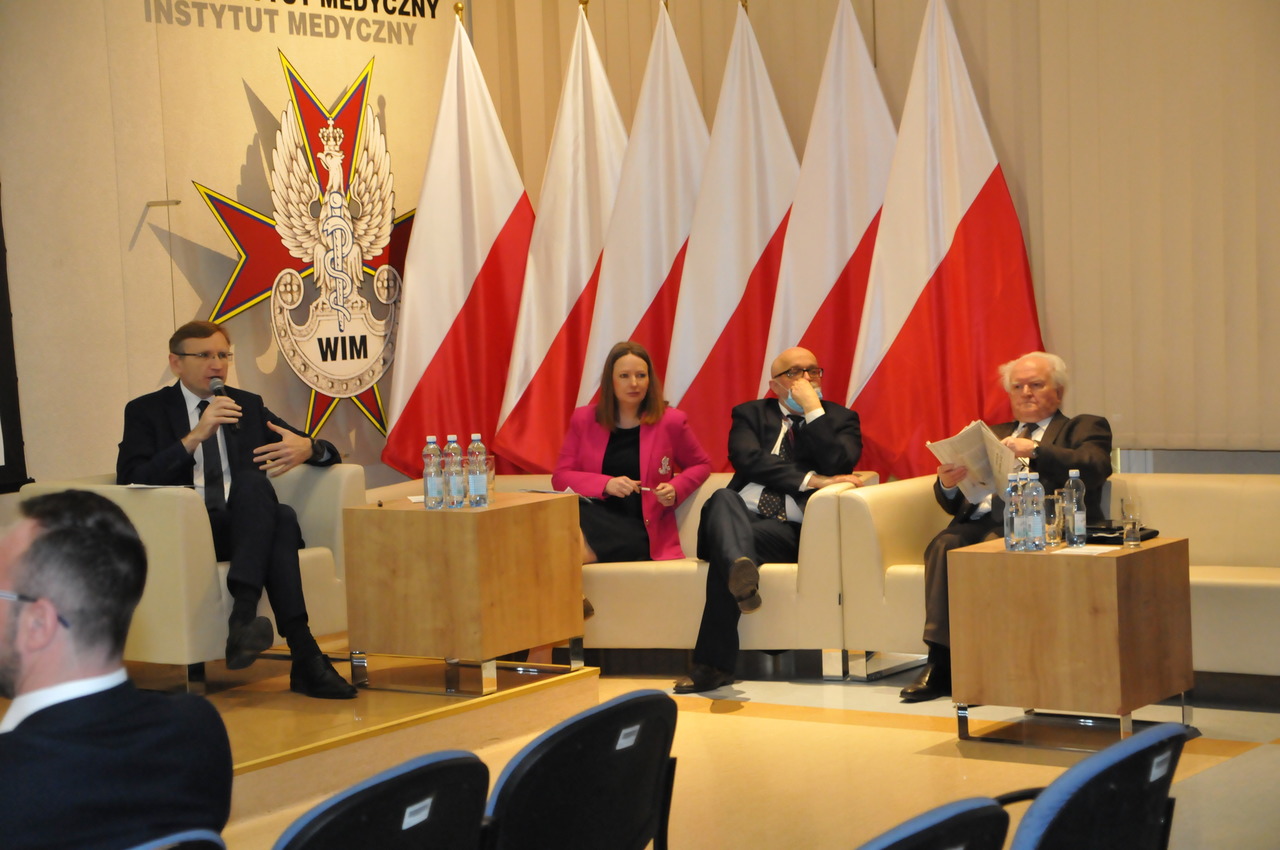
272,464,366,581
18,481,223,664
841,475,948,585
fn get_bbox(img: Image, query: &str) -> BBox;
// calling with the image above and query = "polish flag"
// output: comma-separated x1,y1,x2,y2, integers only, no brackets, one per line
576,2,709,398
382,17,534,477
763,0,895,406
849,0,1043,481
492,7,626,472
665,4,799,470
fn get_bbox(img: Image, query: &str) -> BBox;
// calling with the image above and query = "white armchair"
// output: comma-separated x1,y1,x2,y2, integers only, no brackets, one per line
20,463,365,688
837,474,948,678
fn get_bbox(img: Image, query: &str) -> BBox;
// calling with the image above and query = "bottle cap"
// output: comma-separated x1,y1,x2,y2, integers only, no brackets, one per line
427,435,437,443
1029,472,1040,479
446,434,458,442
1069,469,1080,476
470,433,482,441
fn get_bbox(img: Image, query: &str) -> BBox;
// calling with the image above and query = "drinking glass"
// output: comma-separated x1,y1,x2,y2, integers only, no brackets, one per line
1044,494,1063,546
1120,497,1142,548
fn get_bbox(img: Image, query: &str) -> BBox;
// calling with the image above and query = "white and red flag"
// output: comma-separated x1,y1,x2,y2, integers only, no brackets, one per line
492,7,626,472
763,0,895,406
849,0,1043,481
665,3,799,470
576,1,709,399
382,17,534,477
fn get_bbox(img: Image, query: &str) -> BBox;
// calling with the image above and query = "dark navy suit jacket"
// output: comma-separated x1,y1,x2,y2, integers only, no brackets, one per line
0,682,232,849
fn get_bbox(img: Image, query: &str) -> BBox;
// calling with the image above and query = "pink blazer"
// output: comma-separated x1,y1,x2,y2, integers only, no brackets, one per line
552,406,711,560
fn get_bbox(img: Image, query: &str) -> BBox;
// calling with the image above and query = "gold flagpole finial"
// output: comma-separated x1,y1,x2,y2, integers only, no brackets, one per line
454,2,464,22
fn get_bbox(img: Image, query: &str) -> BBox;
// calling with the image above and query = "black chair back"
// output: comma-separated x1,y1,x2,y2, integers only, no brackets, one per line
1006,722,1188,850
854,797,1008,850
274,750,489,850
482,689,678,850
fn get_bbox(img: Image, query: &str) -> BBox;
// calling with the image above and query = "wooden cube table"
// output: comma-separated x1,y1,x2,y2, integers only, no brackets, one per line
343,491,581,694
949,537,1193,745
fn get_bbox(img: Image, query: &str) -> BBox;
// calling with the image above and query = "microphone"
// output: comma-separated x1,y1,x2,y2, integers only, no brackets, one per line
208,377,238,434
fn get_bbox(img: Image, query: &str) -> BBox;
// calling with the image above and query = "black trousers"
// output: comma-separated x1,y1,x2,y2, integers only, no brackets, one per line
207,472,309,633
693,489,801,673
922,514,1000,647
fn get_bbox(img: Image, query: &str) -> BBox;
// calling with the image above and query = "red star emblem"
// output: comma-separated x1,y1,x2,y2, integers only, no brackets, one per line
194,54,414,436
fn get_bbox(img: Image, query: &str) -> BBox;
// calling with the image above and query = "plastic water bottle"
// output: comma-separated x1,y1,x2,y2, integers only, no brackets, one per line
1063,469,1087,547
1025,472,1046,550
443,435,465,508
1003,473,1022,551
1015,471,1031,549
466,433,488,508
422,436,443,509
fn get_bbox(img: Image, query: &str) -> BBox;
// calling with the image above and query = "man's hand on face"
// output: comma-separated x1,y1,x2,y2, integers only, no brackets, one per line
787,377,822,414
254,423,314,477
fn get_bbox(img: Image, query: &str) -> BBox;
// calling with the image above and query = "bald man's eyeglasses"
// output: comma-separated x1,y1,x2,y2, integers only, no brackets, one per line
0,589,71,629
772,366,824,380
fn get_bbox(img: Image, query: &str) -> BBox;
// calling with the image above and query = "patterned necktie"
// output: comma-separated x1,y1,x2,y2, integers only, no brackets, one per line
756,416,803,521
1016,422,1036,470
198,400,227,511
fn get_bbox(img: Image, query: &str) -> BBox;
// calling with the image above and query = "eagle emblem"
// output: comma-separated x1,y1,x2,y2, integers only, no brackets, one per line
268,99,399,400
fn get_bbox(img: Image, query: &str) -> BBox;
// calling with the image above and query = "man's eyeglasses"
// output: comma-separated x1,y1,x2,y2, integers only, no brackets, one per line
772,366,824,380
174,351,234,362
0,589,71,629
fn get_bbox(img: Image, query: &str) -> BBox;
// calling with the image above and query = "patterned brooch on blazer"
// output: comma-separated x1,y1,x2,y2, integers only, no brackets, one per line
659,456,672,476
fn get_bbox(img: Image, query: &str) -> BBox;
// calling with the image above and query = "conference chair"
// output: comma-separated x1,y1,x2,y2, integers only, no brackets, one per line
854,798,1009,850
998,722,1189,850
481,689,678,850
127,828,226,849
20,463,365,691
273,750,490,850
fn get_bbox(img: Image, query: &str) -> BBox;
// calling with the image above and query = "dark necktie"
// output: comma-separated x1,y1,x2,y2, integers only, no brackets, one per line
756,416,803,521
198,400,228,511
1016,422,1036,469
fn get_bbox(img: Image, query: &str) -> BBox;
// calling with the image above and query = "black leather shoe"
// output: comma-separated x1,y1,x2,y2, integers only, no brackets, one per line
225,616,275,670
899,662,952,703
673,663,735,694
290,654,358,699
728,556,762,613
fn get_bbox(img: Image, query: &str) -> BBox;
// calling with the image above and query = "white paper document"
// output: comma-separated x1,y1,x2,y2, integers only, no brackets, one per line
925,421,1019,505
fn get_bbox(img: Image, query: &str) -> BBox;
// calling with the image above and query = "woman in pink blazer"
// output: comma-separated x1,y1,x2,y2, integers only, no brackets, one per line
553,341,711,562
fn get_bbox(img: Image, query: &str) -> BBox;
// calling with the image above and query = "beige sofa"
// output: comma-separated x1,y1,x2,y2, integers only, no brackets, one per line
837,471,1280,677
20,464,366,685
1106,473,1280,676
367,471,877,678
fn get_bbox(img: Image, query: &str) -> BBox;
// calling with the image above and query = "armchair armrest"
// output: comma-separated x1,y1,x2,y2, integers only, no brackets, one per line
18,480,223,665
839,474,949,654
271,464,366,582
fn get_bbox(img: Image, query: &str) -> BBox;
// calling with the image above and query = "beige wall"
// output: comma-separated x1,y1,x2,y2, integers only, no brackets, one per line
2,0,1278,500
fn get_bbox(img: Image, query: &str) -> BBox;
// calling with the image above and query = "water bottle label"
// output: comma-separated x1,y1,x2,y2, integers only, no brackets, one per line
448,478,465,498
468,473,487,498
426,478,443,499
1029,516,1044,538
1014,516,1029,539
1074,512,1086,535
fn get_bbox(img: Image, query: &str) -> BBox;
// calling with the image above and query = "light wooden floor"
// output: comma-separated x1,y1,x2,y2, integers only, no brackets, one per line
200,651,1280,850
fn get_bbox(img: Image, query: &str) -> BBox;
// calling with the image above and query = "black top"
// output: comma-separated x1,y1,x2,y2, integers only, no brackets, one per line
601,425,642,521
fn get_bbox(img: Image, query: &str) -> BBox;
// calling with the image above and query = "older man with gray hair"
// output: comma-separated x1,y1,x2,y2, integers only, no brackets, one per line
900,351,1114,702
